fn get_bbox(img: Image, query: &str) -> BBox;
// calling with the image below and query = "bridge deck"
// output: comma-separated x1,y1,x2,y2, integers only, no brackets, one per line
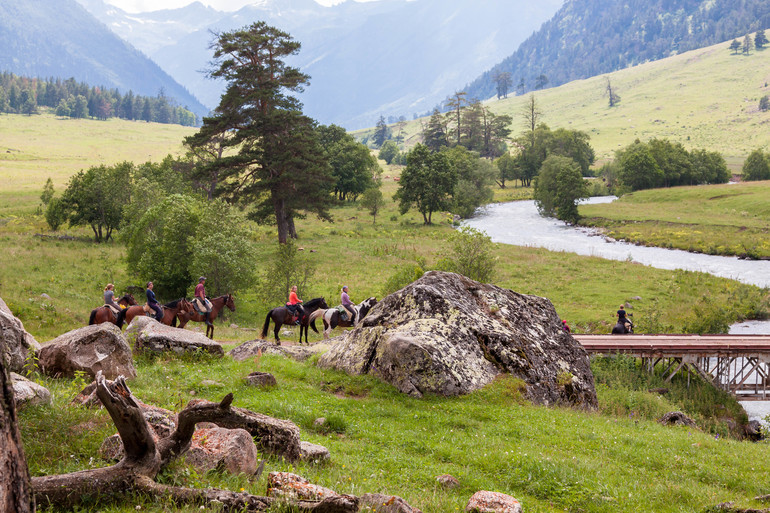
573,334,770,400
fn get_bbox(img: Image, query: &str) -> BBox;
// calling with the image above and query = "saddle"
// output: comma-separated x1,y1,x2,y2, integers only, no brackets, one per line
104,303,121,315
142,304,163,317
336,305,354,322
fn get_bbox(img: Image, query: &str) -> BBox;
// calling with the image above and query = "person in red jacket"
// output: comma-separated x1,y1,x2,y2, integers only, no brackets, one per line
286,285,304,325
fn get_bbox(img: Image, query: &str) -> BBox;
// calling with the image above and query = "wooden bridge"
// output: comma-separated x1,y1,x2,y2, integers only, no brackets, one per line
573,334,770,400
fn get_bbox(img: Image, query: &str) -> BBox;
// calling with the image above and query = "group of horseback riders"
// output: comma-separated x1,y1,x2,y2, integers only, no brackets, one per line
101,276,214,325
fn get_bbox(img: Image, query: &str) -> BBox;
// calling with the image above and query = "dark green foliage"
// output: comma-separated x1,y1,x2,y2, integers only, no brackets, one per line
317,124,380,201
422,108,449,152
493,70,513,99
742,33,754,54
465,0,770,100
445,146,496,219
533,155,588,223
759,95,770,112
615,139,730,191
729,38,742,54
755,29,768,49
394,144,457,224
0,72,197,126
494,153,519,188
378,140,401,165
372,115,390,148
185,22,334,244
360,187,384,225
59,162,131,242
40,177,54,206
44,197,67,232
741,149,770,181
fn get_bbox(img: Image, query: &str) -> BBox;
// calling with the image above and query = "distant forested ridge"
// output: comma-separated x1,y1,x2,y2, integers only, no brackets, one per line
0,73,198,126
464,0,770,101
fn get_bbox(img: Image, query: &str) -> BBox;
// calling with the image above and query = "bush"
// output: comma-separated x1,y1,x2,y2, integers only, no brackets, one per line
381,262,425,296
437,226,496,283
44,197,67,231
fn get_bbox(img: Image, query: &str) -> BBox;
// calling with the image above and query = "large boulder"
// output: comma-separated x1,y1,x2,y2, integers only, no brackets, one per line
0,296,41,373
318,271,597,407
184,426,258,475
125,317,224,356
39,324,136,380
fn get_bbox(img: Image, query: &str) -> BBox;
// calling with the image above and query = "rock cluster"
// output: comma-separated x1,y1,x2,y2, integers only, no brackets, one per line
319,271,597,407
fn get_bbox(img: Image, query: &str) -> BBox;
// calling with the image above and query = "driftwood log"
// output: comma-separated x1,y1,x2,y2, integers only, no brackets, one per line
32,372,357,512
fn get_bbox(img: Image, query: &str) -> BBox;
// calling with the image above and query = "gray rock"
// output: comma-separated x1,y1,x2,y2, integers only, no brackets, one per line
125,317,224,356
229,339,327,362
185,427,258,475
360,493,423,513
267,472,339,501
318,271,597,407
40,293,51,300
466,491,522,513
0,296,41,373
10,373,51,407
244,371,277,388
659,411,697,428
300,441,330,462
39,323,136,380
436,474,459,488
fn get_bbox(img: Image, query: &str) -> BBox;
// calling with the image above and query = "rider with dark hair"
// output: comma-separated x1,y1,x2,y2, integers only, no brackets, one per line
146,281,163,322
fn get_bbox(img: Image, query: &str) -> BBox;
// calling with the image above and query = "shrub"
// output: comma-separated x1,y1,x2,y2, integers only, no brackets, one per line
437,226,496,283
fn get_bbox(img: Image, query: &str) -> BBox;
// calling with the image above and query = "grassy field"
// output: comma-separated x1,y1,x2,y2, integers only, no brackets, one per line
2,113,770,512
383,39,770,167
578,181,770,259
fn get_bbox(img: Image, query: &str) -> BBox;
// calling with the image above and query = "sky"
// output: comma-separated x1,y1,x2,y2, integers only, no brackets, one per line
104,0,378,12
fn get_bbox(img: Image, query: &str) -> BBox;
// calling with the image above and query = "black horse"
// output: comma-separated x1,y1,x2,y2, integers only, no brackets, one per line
611,319,634,334
260,297,328,345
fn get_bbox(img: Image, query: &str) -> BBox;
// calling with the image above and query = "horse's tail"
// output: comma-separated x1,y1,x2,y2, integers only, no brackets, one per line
309,309,325,333
260,310,273,339
116,308,127,329
88,309,97,325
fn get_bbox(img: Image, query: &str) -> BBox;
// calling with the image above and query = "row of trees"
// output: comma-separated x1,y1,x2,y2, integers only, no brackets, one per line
0,73,198,126
729,30,768,54
608,138,730,192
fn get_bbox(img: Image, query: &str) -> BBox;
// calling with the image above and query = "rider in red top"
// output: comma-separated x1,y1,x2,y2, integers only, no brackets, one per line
286,285,304,325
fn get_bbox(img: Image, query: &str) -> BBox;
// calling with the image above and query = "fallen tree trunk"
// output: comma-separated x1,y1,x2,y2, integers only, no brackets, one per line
31,372,355,512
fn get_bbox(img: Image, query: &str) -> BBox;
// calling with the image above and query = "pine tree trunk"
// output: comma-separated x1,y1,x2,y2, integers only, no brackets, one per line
0,347,34,513
274,196,289,244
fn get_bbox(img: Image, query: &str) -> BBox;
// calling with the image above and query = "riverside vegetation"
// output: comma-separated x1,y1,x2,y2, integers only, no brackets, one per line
2,112,770,512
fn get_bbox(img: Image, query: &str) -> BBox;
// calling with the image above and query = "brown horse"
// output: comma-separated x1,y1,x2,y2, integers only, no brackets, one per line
116,298,193,329
259,297,328,345
88,294,138,326
176,294,235,339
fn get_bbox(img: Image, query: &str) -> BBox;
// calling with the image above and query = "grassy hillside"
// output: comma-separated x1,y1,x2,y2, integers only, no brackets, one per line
0,112,194,215
392,39,770,167
579,180,770,259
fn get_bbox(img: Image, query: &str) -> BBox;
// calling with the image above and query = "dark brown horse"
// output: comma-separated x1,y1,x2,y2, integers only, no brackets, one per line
88,294,138,326
116,298,193,329
260,297,328,345
176,294,235,339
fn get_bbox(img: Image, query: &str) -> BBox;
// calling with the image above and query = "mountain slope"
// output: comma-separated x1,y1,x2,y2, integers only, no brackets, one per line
464,0,770,102
78,0,563,129
0,0,208,117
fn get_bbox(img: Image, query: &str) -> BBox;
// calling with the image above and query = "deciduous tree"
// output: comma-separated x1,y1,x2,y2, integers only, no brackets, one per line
742,149,770,181
394,144,457,224
533,155,588,224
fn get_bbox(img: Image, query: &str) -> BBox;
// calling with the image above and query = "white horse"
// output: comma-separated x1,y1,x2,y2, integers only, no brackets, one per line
308,297,377,339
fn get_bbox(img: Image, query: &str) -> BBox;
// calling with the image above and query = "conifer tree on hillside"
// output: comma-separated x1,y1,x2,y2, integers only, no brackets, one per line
729,39,742,54
185,22,333,244
755,29,768,49
743,33,754,54
372,115,390,148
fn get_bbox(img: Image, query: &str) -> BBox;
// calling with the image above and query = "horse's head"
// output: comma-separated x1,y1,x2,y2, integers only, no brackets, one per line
226,294,236,312
319,297,328,309
180,298,193,312
359,297,378,318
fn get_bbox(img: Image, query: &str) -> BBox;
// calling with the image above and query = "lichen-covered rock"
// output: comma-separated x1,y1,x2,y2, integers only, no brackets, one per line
229,339,328,362
244,371,277,388
10,373,51,407
267,472,338,501
185,427,258,475
0,296,41,373
126,317,224,356
39,324,136,380
360,493,423,513
466,491,522,513
318,271,597,407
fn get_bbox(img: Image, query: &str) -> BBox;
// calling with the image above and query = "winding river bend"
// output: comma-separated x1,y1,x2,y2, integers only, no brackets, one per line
465,197,770,288
464,197,770,420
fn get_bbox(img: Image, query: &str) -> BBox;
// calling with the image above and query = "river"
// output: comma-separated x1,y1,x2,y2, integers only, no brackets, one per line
464,197,770,421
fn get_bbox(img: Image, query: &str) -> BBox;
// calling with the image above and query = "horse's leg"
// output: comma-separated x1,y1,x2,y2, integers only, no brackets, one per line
274,322,281,346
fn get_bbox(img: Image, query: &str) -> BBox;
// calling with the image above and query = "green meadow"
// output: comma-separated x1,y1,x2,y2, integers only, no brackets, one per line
1,104,769,512
579,180,770,259
392,39,770,167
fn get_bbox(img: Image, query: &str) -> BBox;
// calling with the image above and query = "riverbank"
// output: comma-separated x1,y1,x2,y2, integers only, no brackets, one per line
578,181,770,260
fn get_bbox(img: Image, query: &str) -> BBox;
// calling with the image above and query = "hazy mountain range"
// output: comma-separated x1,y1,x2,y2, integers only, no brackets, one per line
74,0,564,129
0,0,208,116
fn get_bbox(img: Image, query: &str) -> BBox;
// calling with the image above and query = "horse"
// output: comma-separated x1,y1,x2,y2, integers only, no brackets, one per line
260,297,328,345
117,298,193,329
611,319,634,334
88,294,138,326
309,297,378,340
176,294,236,339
